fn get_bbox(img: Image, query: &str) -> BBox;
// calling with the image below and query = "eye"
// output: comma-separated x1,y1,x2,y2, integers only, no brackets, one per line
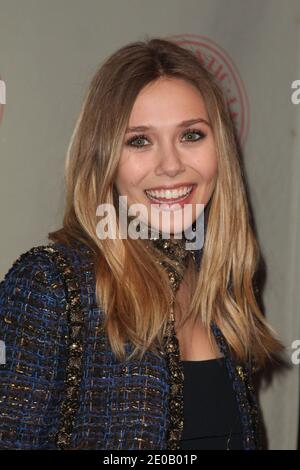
182,128,206,142
125,128,207,149
125,134,150,148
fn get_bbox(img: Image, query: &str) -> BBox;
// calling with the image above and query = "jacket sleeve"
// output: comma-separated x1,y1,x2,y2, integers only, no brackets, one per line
0,247,68,449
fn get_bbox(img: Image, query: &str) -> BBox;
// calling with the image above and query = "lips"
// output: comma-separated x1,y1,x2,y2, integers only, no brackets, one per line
145,182,196,191
145,184,196,201
144,184,196,209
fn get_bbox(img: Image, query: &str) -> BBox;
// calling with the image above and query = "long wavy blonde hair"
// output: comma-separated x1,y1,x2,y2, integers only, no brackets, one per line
49,36,283,367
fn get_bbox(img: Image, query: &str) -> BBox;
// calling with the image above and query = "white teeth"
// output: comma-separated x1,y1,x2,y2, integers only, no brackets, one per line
145,185,193,200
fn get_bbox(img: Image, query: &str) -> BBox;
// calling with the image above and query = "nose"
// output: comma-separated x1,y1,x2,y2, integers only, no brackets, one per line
154,142,185,177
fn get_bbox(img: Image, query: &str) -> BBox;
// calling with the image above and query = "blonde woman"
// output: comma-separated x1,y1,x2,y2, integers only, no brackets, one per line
0,37,283,450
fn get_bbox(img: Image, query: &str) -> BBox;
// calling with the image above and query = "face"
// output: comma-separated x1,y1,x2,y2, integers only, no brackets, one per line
115,77,218,238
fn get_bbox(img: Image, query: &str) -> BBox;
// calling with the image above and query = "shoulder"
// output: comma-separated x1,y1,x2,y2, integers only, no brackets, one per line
0,243,73,343
0,240,92,296
0,244,67,303
0,240,95,329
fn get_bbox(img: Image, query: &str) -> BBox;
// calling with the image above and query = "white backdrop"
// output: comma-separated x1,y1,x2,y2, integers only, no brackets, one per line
0,0,299,449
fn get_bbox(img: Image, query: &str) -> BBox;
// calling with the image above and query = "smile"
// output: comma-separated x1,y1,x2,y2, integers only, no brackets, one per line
144,184,196,209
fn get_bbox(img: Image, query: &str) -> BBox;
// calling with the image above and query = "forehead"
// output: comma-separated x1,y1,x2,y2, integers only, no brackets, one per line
128,78,208,124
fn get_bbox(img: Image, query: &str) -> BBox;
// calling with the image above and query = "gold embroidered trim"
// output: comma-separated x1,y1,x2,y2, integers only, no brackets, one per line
40,245,85,450
145,236,193,450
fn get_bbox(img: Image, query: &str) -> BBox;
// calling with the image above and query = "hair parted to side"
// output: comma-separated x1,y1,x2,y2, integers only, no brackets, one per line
48,36,283,367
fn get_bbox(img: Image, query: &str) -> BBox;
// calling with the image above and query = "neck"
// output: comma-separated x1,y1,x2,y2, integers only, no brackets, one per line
143,232,199,295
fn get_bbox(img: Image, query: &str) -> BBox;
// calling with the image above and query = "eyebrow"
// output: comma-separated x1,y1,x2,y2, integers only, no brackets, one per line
125,117,211,133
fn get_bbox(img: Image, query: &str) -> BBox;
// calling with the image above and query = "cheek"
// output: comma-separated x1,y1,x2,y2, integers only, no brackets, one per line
116,151,152,189
206,155,218,181
115,159,144,194
194,149,218,182
115,174,135,196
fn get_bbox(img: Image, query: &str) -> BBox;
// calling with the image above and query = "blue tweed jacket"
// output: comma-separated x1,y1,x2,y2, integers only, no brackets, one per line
0,240,262,450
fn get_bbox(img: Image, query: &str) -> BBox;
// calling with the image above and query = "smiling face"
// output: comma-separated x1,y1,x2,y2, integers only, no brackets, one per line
114,76,218,237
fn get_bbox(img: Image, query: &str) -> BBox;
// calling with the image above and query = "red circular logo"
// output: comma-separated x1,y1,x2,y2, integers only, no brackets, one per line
167,34,250,146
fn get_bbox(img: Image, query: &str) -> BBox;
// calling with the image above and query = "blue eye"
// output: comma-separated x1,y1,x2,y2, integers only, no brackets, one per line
126,134,150,148
125,128,206,149
182,128,206,142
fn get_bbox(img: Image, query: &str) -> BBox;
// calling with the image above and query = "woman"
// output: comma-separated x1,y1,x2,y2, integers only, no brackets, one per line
0,37,283,450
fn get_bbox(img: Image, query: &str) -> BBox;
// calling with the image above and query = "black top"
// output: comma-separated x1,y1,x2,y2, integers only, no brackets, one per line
180,357,244,450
